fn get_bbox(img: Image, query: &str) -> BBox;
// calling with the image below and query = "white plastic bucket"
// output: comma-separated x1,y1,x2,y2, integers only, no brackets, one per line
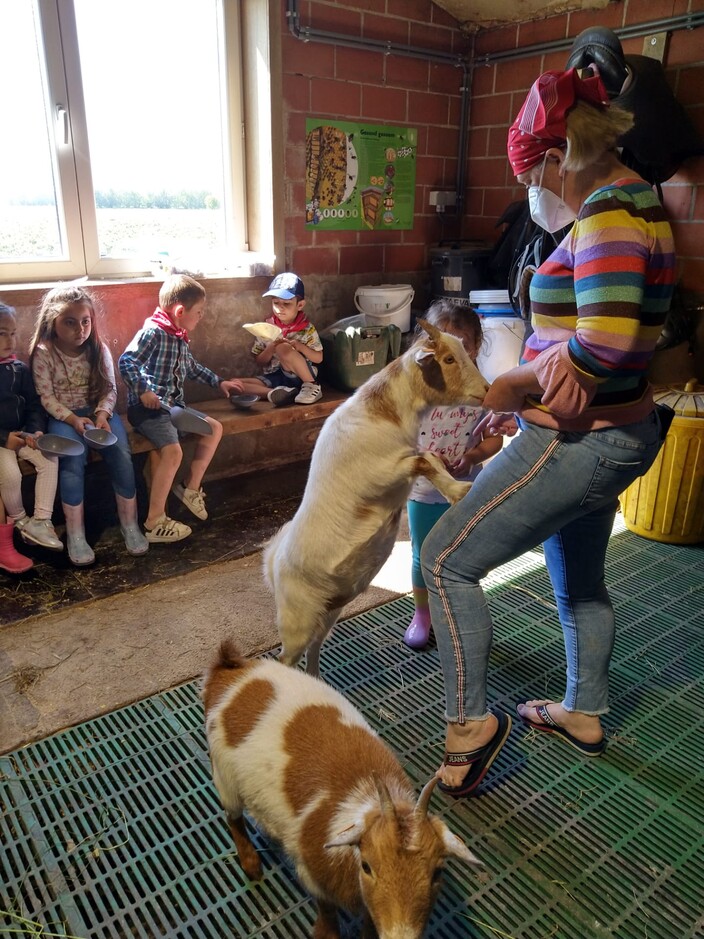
476,316,526,383
354,284,414,332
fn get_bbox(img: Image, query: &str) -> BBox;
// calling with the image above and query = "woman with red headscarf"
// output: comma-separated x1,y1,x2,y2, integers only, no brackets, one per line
420,68,675,797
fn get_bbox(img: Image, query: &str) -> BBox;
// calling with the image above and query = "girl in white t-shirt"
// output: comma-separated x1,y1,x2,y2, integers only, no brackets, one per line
404,300,511,650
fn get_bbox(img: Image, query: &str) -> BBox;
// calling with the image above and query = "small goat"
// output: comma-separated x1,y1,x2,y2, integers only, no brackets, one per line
204,640,480,939
264,319,489,674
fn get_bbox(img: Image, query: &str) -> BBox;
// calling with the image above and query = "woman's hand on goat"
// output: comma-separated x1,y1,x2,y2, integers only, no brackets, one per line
483,363,543,415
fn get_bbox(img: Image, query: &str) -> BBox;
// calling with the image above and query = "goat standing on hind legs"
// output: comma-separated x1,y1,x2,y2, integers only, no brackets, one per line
264,319,490,676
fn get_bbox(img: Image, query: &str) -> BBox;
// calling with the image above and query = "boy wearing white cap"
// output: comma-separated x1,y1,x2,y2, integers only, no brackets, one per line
231,273,324,406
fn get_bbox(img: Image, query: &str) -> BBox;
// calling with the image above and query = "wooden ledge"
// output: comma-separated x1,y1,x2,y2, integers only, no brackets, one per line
126,384,350,454
19,384,351,472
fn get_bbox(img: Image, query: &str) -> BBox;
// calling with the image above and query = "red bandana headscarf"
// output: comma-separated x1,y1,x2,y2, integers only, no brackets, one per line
507,68,609,176
149,306,189,342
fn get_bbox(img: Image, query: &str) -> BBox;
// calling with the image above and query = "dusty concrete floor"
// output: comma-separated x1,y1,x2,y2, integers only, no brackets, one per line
0,465,412,755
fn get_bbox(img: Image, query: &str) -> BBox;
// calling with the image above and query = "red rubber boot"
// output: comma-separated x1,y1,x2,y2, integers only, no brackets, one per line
0,521,33,573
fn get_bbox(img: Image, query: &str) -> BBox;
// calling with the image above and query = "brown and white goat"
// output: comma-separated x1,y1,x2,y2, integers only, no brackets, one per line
204,639,481,939
264,319,489,675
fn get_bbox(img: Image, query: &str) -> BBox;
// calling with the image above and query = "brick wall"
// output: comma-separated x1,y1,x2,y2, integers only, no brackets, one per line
281,0,703,295
465,0,704,292
281,0,472,279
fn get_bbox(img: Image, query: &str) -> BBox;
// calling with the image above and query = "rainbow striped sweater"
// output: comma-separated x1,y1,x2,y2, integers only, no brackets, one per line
521,178,675,431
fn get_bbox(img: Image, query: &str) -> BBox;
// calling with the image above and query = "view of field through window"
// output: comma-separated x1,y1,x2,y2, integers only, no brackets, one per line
1,0,233,276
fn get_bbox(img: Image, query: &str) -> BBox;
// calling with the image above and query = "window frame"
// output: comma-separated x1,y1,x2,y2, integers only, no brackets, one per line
1,0,249,285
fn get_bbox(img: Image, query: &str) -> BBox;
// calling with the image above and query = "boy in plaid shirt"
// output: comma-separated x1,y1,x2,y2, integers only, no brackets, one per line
119,275,239,543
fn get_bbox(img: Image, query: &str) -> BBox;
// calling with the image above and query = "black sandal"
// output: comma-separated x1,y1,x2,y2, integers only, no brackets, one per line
438,708,512,798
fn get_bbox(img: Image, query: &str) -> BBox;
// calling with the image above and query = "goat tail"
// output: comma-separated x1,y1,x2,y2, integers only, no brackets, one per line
215,637,248,671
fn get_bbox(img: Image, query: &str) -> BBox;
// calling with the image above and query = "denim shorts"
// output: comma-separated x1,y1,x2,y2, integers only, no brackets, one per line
127,403,181,448
260,363,318,390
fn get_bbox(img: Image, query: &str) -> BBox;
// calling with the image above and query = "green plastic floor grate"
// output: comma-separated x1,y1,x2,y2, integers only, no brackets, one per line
2,520,703,938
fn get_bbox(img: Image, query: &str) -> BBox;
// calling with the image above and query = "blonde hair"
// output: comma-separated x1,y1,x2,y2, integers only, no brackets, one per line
29,285,112,406
563,100,635,172
159,274,206,311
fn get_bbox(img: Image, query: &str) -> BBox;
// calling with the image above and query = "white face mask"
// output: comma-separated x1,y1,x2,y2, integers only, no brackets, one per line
527,156,577,233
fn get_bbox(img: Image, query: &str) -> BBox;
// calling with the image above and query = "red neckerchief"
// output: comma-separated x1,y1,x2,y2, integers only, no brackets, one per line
268,310,310,339
149,307,189,342
0,354,17,364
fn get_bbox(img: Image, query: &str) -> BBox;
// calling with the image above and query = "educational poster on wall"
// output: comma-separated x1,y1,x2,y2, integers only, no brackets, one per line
305,119,417,231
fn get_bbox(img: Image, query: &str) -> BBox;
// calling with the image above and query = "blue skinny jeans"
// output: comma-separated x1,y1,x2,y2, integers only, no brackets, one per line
420,412,663,723
48,409,137,507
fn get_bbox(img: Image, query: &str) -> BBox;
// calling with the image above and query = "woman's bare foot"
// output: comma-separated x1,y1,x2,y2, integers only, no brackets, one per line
517,699,603,745
438,712,499,789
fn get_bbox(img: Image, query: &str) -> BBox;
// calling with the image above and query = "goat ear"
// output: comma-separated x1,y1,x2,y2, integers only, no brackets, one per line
414,346,437,368
416,317,441,342
440,825,483,867
325,820,365,848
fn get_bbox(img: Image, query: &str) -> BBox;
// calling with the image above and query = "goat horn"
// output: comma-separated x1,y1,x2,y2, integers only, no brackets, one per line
374,776,398,822
414,776,439,818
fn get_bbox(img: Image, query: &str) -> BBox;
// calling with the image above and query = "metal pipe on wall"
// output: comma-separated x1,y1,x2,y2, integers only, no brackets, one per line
476,12,704,65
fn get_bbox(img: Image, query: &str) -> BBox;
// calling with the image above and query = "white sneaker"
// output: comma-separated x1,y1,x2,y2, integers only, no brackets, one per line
16,516,64,552
171,482,208,520
267,386,298,407
145,514,192,543
295,382,322,405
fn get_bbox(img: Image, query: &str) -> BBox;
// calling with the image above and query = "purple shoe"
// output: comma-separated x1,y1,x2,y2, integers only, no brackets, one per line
403,613,432,650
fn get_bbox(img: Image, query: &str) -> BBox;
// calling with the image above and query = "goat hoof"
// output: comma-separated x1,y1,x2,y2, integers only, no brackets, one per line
448,482,472,504
240,852,263,881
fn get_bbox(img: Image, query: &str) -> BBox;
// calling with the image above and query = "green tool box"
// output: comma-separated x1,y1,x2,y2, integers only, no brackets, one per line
320,316,402,392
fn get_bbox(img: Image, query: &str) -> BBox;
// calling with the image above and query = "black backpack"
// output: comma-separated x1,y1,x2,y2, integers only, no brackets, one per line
486,200,570,317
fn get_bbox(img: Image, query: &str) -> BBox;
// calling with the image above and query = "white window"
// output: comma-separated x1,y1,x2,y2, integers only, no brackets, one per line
0,0,250,283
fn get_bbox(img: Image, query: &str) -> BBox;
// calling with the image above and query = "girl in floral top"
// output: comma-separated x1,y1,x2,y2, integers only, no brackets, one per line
29,286,148,565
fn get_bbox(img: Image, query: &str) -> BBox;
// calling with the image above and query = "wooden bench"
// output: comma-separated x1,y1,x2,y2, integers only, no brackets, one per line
124,384,350,454
20,383,351,472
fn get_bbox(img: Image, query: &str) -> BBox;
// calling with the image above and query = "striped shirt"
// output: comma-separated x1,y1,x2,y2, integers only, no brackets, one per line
521,178,675,431
119,322,222,407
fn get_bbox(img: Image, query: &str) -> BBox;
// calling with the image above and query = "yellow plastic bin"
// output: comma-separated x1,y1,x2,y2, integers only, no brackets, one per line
619,380,704,544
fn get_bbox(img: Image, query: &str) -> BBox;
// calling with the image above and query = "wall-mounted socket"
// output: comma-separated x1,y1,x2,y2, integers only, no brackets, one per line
429,190,457,212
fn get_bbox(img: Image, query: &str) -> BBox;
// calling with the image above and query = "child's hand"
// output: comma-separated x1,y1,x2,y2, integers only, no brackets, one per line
6,430,29,452
140,390,161,410
448,452,475,477
93,413,111,431
475,411,518,438
71,415,94,433
220,379,243,397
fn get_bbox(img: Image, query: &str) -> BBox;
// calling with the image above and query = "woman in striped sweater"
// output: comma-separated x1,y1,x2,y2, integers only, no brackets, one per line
421,68,675,797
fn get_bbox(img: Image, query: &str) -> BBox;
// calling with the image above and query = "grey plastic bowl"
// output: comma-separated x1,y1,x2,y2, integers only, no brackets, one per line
35,434,85,457
229,393,259,410
84,427,118,449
